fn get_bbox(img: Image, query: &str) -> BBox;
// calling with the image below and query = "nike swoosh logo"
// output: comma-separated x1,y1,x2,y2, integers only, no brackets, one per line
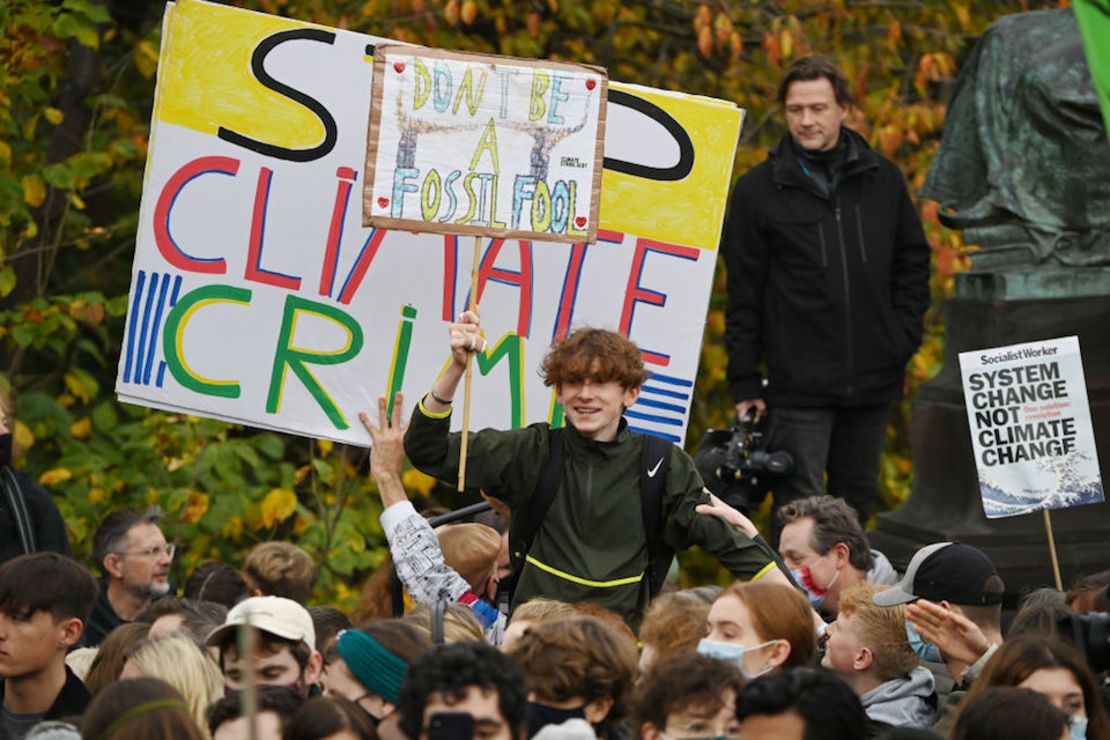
647,458,664,478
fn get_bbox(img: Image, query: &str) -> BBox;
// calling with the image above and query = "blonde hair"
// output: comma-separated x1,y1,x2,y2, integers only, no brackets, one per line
126,634,223,737
509,598,577,626
404,602,487,643
242,542,318,604
838,583,918,681
639,593,712,657
434,522,500,593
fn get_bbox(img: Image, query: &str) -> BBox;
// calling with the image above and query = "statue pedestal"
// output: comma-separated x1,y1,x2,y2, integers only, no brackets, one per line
870,268,1110,593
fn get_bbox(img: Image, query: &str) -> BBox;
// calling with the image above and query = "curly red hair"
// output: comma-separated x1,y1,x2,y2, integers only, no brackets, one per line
541,328,649,390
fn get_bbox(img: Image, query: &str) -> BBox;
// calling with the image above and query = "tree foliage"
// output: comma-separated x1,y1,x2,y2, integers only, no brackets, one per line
0,0,1065,601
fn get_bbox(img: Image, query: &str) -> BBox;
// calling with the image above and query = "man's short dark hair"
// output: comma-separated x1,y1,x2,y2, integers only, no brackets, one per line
0,552,98,623
206,685,304,734
135,596,228,646
183,560,250,608
308,606,352,653
735,668,865,740
776,56,854,107
778,495,871,571
399,642,528,740
92,506,164,571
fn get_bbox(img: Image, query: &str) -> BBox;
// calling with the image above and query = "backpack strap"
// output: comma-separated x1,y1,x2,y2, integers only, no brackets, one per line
509,427,565,575
2,467,36,555
640,435,674,597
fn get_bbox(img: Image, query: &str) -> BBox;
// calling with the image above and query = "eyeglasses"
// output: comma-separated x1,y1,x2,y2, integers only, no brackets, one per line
116,543,176,558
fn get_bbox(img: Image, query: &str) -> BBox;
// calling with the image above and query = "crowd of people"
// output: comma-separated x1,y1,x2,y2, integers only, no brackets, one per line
1,53,1106,740
1,483,1108,740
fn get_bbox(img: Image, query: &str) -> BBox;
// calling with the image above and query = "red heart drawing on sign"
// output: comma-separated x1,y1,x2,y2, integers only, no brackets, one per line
575,216,587,228
585,79,597,91
378,197,390,208
393,62,406,73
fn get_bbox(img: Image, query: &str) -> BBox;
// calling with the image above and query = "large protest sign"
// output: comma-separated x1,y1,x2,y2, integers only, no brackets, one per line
959,337,1105,518
363,46,606,243
115,0,744,447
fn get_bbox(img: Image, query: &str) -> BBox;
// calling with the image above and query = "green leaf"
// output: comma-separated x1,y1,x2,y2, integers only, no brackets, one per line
0,266,15,298
91,402,118,432
312,458,335,485
254,433,285,460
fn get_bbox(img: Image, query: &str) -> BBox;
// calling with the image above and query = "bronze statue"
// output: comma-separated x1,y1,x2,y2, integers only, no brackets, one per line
922,9,1110,270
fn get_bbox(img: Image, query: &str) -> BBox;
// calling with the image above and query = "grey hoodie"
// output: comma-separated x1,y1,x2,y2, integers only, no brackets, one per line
861,665,938,728
867,549,900,586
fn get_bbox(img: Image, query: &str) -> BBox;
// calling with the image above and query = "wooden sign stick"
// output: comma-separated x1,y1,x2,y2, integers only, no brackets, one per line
1043,509,1064,591
458,235,482,492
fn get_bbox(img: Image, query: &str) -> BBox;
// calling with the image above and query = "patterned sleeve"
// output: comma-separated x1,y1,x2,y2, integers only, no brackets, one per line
380,502,507,641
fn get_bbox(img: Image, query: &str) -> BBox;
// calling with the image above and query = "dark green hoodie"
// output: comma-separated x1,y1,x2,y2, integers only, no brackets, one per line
404,399,781,627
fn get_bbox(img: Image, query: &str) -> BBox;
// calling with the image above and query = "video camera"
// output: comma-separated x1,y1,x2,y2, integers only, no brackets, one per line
694,409,794,516
1058,611,1110,673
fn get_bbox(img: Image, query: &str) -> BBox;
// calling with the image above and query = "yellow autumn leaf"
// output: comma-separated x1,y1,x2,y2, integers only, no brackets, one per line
22,176,46,208
183,492,210,524
44,107,64,125
260,487,298,528
88,487,108,504
402,468,438,497
64,373,93,405
39,468,73,486
70,416,92,439
317,439,333,456
14,420,34,450
221,515,244,539
0,140,11,166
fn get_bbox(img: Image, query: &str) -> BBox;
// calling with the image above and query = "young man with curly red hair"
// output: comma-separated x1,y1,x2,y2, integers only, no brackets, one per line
401,314,788,628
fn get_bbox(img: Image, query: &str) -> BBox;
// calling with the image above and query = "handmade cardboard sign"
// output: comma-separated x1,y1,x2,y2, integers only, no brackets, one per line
959,336,1105,518
115,0,744,447
363,46,606,244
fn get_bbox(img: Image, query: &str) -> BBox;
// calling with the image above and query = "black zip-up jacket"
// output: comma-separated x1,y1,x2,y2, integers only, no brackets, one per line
724,128,931,407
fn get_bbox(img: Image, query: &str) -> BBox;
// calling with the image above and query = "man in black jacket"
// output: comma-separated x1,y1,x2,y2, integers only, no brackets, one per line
0,394,71,566
724,56,930,542
0,553,98,738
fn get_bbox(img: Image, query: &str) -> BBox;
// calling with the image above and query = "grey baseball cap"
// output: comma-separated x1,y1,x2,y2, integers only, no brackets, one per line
873,541,1004,607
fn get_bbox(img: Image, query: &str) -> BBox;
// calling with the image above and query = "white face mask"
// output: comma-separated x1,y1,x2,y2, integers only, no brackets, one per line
696,638,777,679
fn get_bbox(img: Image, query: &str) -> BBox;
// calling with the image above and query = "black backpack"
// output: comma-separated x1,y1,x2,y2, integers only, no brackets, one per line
505,428,675,602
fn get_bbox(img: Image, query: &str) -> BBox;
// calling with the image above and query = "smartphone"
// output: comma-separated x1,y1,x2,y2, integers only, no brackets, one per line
428,711,475,740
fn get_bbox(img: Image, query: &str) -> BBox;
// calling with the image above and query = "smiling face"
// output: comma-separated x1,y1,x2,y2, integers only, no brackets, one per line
784,77,848,153
556,375,639,442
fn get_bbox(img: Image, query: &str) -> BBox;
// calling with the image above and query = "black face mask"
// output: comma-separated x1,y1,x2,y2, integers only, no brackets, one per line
527,702,586,737
0,433,11,468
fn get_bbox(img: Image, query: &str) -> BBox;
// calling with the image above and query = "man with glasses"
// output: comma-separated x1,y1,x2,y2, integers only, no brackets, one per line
86,506,174,645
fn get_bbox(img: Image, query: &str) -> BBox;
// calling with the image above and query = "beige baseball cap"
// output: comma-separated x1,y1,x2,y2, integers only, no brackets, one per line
206,595,316,651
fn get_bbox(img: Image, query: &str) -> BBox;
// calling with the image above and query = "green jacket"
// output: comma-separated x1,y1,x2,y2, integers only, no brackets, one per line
403,399,781,627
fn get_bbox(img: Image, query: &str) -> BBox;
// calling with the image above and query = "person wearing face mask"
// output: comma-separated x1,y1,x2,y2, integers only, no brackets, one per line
0,391,71,567
821,583,937,728
953,635,1110,740
872,542,1005,720
698,581,816,680
509,615,639,739
633,652,743,740
777,495,899,616
321,620,433,740
360,394,506,644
